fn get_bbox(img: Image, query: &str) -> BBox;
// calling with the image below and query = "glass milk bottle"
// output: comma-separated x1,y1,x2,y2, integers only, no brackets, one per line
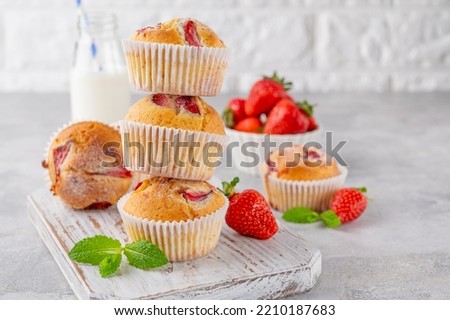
70,13,130,123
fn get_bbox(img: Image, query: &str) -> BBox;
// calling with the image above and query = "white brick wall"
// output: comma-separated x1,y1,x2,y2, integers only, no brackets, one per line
0,0,449,93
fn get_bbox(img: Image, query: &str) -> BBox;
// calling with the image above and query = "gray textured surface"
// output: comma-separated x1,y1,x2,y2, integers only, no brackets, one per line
1,92,450,299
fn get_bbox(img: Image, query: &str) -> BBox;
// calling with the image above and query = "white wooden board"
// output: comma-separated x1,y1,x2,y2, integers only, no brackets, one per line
27,187,321,300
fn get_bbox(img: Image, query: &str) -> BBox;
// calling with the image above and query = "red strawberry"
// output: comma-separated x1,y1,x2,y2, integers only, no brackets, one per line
245,72,292,117
234,117,262,133
53,142,71,183
183,190,212,202
222,98,247,128
53,143,71,173
134,181,143,191
296,100,319,132
264,98,309,134
221,177,278,240
176,96,201,114
183,20,202,47
329,187,368,223
102,166,132,179
152,93,169,106
308,116,318,131
84,201,112,210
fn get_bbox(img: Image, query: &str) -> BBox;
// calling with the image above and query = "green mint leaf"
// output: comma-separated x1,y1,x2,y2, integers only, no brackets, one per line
283,207,320,223
124,240,168,270
99,254,122,278
68,235,122,265
320,210,342,228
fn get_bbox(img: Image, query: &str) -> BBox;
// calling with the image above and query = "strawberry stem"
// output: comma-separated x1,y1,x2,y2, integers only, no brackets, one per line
356,187,367,193
219,177,239,198
222,107,235,128
263,71,292,91
296,100,314,117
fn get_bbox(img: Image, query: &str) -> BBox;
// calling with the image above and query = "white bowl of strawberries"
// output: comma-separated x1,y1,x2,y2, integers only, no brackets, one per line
223,73,322,176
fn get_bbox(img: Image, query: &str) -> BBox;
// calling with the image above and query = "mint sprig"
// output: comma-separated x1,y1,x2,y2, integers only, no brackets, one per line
68,235,168,278
283,207,320,223
320,210,342,228
282,207,343,228
99,254,122,277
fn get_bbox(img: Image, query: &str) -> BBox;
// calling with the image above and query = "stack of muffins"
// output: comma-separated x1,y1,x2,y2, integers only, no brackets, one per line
117,18,231,262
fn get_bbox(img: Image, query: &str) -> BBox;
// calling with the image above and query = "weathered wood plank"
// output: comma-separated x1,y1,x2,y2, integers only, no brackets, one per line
27,187,321,300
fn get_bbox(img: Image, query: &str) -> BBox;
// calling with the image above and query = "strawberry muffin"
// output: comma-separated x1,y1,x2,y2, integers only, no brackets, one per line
260,144,347,212
117,177,228,261
122,18,230,95
120,94,227,180
43,121,132,210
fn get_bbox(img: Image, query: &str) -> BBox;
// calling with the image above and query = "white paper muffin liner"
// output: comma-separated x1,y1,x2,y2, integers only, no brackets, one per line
261,165,348,213
225,127,322,176
119,120,228,181
122,40,231,96
117,193,228,262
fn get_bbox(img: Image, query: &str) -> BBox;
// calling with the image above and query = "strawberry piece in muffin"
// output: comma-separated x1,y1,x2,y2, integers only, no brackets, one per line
183,19,202,47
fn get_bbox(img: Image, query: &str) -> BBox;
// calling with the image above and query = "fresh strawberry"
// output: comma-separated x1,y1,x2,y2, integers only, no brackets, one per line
234,117,262,133
297,100,314,117
264,98,309,134
222,98,247,128
308,116,318,131
220,177,278,240
245,72,292,117
297,100,319,132
328,187,368,224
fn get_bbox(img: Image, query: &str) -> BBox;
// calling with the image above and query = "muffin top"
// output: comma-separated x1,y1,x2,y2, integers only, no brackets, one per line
125,94,225,135
123,177,226,222
265,144,340,181
132,18,225,48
